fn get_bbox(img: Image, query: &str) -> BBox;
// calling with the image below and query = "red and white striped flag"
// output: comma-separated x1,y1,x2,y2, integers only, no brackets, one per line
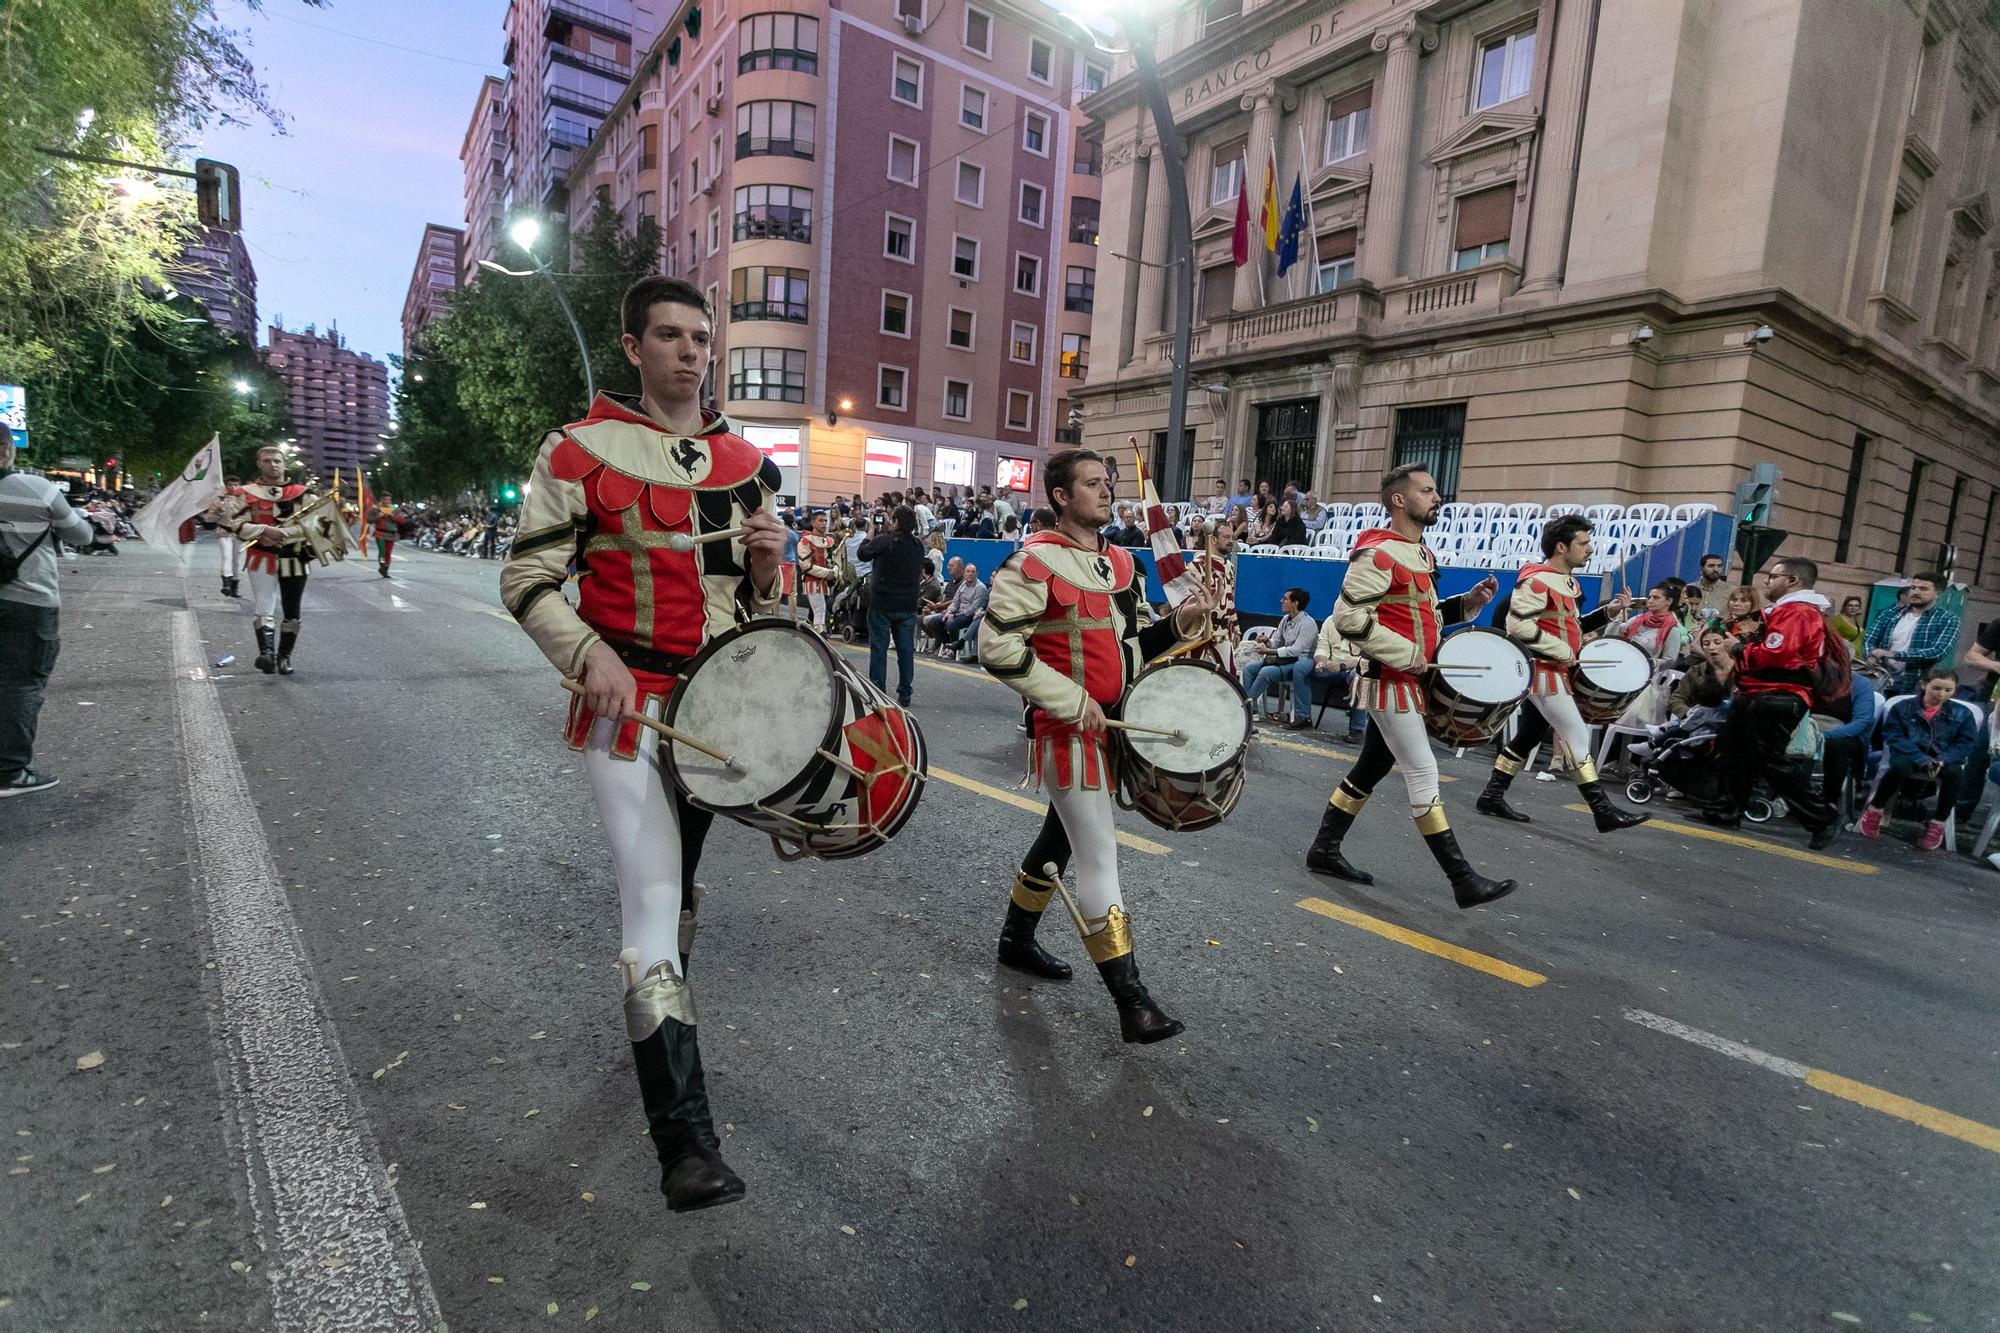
1131,436,1199,606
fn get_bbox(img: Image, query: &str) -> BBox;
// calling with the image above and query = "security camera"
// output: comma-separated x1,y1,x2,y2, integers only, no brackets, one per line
1748,325,1774,345
1629,324,1654,344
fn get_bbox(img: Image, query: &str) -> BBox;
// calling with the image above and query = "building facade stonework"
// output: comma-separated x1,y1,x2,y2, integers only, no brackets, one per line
1079,0,2000,618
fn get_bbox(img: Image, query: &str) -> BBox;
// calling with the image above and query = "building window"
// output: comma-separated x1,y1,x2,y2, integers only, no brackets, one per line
1068,196,1100,245
1202,0,1242,30
1210,133,1246,206
638,122,659,171
1019,182,1046,227
888,135,921,183
892,55,923,106
865,436,910,478
877,365,908,411
1451,185,1513,270
1010,320,1037,363
733,183,812,241
669,178,682,216
956,160,985,206
713,56,724,98
669,105,682,148
1323,87,1371,163
1392,403,1466,500
1005,389,1033,432
963,5,992,55
706,207,721,254
884,212,915,262
952,235,980,280
729,265,809,322
943,378,971,419
896,0,925,23
738,13,819,74
1064,265,1094,313
1474,26,1536,110
1084,61,1107,95
960,84,988,131
1073,137,1102,176
1014,252,1041,295
1315,228,1357,291
1059,332,1088,379
729,347,806,402
881,290,911,337
1028,37,1053,83
1200,261,1233,321
735,100,815,159
1896,458,1929,566
709,132,723,179
947,306,975,349
1023,111,1050,155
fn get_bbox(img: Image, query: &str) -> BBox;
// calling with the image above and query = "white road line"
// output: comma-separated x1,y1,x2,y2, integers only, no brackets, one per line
171,611,441,1331
1622,1008,1811,1080
387,593,417,612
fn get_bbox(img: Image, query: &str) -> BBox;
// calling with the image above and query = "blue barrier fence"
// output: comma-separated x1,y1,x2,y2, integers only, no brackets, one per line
944,511,1735,624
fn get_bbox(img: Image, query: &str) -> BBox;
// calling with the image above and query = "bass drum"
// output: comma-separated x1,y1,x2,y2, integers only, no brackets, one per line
664,621,927,860
1113,658,1251,832
1571,636,1654,724
1424,628,1531,746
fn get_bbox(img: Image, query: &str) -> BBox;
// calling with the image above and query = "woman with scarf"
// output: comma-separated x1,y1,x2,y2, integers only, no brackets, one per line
1246,499,1279,546
1620,582,1687,665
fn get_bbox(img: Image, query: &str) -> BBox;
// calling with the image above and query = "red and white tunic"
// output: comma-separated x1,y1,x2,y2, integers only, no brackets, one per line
498,393,784,759
797,531,838,596
228,483,312,576
1328,528,1475,713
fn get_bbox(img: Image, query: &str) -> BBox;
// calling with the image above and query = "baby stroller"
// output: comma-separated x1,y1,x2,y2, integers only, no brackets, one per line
1623,728,1786,824
828,575,869,643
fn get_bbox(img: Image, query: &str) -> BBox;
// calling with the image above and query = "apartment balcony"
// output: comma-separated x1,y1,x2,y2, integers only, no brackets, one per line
547,84,617,118
1380,259,1521,327
546,40,633,85
1142,283,1378,367
545,0,631,42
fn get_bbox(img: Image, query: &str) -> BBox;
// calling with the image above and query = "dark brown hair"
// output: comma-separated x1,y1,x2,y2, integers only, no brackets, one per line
621,276,711,338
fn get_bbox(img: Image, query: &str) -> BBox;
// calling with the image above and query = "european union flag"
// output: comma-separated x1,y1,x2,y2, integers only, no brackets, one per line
1276,173,1305,275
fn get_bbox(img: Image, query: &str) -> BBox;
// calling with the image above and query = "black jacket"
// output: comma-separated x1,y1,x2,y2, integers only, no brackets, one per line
857,530,928,612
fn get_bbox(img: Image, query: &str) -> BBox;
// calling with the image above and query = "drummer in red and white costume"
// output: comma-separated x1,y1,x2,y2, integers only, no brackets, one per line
210,445,315,676
499,276,786,1214
796,509,837,630
979,449,1219,1043
1476,514,1648,832
1303,465,1517,909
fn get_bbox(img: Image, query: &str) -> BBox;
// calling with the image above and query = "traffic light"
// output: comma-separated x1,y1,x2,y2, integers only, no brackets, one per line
500,484,520,503
104,457,119,470
195,158,241,231
1732,463,1781,525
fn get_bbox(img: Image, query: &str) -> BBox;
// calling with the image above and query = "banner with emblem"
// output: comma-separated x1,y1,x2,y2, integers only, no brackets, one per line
131,434,225,564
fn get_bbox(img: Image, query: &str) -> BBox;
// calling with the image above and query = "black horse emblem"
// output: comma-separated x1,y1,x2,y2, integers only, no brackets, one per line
1094,556,1112,582
668,437,704,478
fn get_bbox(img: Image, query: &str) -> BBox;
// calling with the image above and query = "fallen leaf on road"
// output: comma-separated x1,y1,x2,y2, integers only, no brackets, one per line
546,1303,559,1315
1332,965,1344,975
93,1164,114,1175
1830,1316,1860,1326
530,1031,546,1040
469,1202,486,1210
1206,939,1220,947
585,1309,598,1322
160,1195,172,1208
75,1051,105,1072
230,1261,248,1274
840,1225,856,1236
523,1109,540,1119
1012,1298,1029,1311
1910,1315,1935,1325
73,1193,90,1205
486,1276,505,1285
1141,1106,1153,1117
630,1282,651,1292
447,1103,466,1111
580,1191,595,1203
1306,1117,1318,1133
1123,1255,1136,1268
1566,1188,1581,1201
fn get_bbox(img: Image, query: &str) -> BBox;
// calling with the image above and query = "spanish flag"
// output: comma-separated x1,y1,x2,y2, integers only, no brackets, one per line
1259,146,1280,254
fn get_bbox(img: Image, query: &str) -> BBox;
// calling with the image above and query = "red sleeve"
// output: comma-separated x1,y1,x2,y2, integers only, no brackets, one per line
1739,602,1822,673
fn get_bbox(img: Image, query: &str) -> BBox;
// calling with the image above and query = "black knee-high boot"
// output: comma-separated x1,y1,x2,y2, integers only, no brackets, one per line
1578,779,1649,832
1083,907,1181,1044
276,621,298,676
626,962,743,1212
1477,760,1533,823
1417,801,1518,909
998,811,1073,980
1305,784,1374,883
254,624,275,674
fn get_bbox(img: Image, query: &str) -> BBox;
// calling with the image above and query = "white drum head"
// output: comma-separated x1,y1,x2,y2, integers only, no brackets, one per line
669,625,837,807
1576,637,1653,692
1435,630,1531,703
1123,662,1249,774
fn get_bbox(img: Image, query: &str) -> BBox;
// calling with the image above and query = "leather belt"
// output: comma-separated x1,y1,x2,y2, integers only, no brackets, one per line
609,640,690,676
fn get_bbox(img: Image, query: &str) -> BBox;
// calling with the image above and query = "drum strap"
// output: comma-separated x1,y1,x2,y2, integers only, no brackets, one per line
610,640,691,676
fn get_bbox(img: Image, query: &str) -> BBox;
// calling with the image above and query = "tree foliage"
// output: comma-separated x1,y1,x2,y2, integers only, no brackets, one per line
400,198,663,496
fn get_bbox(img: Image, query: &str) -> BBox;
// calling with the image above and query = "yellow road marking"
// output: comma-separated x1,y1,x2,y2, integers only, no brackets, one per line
930,767,1171,855
1562,805,1877,875
1804,1069,2000,1155
1297,897,1547,987
831,638,990,682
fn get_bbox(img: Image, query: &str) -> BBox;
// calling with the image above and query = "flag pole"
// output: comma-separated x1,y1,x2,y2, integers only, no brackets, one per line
1297,122,1322,299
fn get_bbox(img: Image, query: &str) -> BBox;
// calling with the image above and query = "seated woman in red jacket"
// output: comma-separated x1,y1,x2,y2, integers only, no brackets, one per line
1859,667,1983,850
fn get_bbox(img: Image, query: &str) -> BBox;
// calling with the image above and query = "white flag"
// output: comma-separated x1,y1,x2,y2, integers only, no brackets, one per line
132,434,225,563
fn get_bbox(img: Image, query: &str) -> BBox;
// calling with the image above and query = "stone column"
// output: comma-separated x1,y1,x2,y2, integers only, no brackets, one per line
1518,0,1596,298
1360,18,1436,287
1129,144,1171,363
1233,86,1284,311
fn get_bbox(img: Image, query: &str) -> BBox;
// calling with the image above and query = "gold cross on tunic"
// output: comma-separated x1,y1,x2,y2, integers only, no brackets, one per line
584,505,691,644
1047,607,1117,688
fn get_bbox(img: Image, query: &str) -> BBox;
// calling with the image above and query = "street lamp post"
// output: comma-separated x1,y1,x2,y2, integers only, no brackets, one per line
480,217,596,403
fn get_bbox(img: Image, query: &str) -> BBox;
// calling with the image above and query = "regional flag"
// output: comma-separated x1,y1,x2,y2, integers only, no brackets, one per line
1260,148,1280,254
1130,435,1198,607
1277,173,1305,274
131,434,225,563
1230,159,1251,267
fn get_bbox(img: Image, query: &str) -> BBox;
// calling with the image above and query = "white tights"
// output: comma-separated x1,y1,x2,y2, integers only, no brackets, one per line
1369,705,1442,816
582,710,687,979
1046,779,1123,925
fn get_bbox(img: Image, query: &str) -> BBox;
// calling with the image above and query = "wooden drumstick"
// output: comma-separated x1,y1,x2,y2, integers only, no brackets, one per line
663,526,747,553
1101,718,1189,743
560,679,742,771
1041,862,1090,935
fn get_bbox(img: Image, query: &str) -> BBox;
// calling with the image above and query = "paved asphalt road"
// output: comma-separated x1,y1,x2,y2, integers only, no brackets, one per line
4,541,1999,1332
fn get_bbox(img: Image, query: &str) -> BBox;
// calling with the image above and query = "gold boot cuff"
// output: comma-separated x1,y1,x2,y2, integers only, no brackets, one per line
1414,800,1451,836
1080,904,1135,964
1330,784,1367,815
1011,869,1057,913
1494,751,1524,777
623,960,696,1041
1572,758,1599,786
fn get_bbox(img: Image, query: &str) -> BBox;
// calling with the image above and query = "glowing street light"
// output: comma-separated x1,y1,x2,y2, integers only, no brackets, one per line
482,214,595,403
233,379,252,395
508,216,544,253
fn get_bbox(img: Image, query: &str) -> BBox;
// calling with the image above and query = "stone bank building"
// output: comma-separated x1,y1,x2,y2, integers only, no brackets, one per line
1078,0,2000,613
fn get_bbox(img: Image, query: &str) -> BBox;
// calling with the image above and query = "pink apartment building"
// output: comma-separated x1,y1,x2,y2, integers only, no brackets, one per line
400,223,464,358
558,0,1106,504
263,324,392,479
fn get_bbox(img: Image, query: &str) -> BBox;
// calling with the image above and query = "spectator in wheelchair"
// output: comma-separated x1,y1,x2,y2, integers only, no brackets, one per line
1858,667,1982,850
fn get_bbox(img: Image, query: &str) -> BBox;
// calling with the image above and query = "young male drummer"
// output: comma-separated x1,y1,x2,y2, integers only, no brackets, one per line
1476,515,1649,832
979,449,1219,1042
1302,465,1517,908
500,275,786,1213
